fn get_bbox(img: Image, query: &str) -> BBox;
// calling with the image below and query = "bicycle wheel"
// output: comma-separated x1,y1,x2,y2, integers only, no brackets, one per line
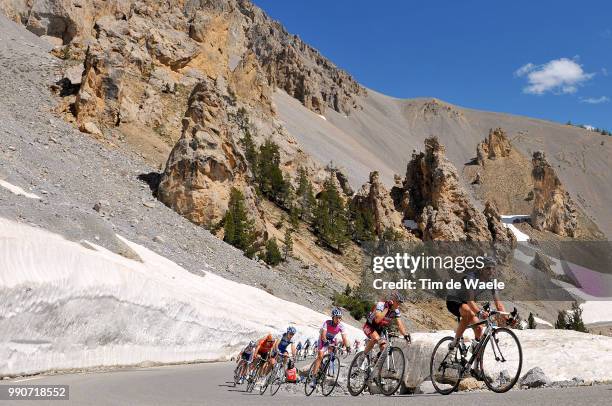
320,355,340,396
246,362,262,393
233,362,242,386
304,361,318,396
347,351,369,396
259,368,272,395
378,346,405,396
269,364,284,396
479,327,522,393
430,336,462,395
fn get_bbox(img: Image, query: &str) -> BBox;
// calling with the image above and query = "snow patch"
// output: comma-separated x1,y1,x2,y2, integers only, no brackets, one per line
501,215,530,242
0,219,363,376
0,179,40,199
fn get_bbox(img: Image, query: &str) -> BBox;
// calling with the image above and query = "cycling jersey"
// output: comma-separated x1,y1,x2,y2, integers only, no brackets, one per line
277,333,293,354
296,342,302,351
447,272,498,303
318,320,344,349
366,301,401,327
258,337,275,354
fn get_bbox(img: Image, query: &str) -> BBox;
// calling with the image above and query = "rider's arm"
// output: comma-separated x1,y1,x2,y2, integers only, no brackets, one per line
372,309,387,324
272,339,280,352
493,293,506,313
341,333,349,349
290,343,296,357
466,300,480,315
396,317,408,336
319,328,326,343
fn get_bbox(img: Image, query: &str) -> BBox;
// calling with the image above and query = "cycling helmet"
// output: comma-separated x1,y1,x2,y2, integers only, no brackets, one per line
481,256,497,269
389,291,405,303
331,307,343,318
286,326,297,335
249,340,256,346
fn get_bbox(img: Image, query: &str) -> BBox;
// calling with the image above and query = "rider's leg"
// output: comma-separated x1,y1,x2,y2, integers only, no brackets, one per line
312,349,324,375
363,331,380,355
456,304,479,343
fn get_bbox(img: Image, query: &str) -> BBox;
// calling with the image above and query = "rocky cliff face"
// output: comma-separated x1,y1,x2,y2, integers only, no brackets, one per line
352,171,415,239
476,127,512,165
157,77,261,228
531,151,578,237
394,137,496,242
1,0,363,130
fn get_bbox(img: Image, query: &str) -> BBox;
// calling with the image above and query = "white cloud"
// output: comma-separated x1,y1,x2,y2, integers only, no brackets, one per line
515,58,595,95
579,96,610,104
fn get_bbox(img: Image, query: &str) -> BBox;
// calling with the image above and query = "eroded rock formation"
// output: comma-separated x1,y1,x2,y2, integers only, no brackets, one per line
477,127,512,165
157,78,261,228
394,137,493,241
531,151,577,237
353,171,414,239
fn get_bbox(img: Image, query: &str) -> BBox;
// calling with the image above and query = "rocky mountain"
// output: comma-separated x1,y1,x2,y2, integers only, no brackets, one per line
1,0,609,332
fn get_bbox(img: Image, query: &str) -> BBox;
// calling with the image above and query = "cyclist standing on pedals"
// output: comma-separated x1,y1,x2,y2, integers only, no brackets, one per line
271,326,297,371
253,333,276,375
361,291,411,377
236,340,256,384
445,256,507,375
309,308,351,388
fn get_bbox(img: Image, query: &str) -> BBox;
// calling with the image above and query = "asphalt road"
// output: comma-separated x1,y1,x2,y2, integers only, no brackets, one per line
1,361,611,406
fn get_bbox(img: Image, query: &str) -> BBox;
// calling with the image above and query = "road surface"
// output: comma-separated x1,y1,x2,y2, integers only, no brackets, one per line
1,361,610,406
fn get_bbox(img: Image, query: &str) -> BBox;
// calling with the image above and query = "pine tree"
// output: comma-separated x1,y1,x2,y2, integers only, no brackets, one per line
568,301,588,333
349,202,376,242
223,188,256,255
296,167,316,222
555,310,568,329
313,176,349,252
264,237,282,266
283,228,293,260
528,312,536,329
256,138,286,203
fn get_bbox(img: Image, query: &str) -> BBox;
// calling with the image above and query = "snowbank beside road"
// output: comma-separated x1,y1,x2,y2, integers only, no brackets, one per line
0,219,364,377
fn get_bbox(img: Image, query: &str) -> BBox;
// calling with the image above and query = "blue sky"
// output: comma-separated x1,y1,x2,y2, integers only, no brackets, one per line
254,0,611,130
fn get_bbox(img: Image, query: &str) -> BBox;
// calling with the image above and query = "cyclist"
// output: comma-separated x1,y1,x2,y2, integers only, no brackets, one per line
353,339,361,353
446,257,507,360
253,333,276,374
236,340,256,384
296,340,303,359
362,292,411,369
309,308,351,388
303,338,311,358
272,326,297,370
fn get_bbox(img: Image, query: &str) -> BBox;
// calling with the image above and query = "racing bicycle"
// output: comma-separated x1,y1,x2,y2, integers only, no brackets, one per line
304,342,343,396
347,329,407,396
430,303,522,395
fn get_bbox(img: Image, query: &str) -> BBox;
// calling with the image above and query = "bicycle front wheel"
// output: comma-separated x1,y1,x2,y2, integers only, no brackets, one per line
304,361,318,396
378,347,405,396
245,363,261,393
320,355,340,396
430,336,462,395
480,327,522,393
347,351,369,396
269,364,284,396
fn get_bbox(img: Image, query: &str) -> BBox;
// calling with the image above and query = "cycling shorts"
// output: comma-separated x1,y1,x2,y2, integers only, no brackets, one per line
362,322,383,339
446,300,466,321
